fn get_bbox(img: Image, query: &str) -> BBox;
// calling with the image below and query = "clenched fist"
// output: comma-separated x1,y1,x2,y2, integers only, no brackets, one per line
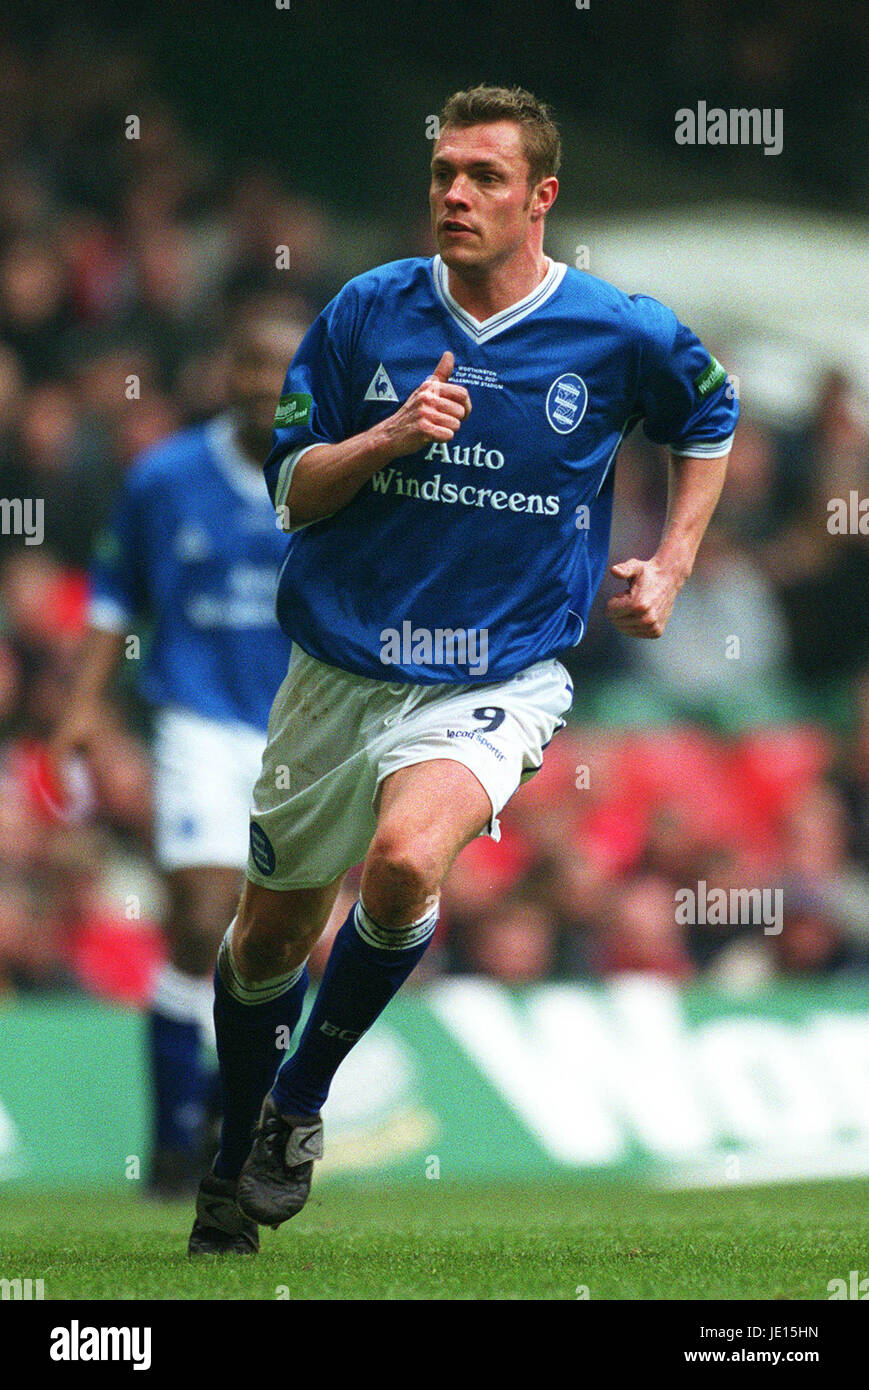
606,556,684,639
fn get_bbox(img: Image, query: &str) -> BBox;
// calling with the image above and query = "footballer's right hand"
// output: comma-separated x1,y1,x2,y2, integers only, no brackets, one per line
382,351,471,456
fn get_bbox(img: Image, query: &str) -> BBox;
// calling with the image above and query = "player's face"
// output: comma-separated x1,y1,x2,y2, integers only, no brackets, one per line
430,121,549,273
229,320,306,442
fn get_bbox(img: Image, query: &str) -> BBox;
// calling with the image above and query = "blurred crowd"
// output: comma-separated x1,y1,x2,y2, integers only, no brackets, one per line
0,24,866,1003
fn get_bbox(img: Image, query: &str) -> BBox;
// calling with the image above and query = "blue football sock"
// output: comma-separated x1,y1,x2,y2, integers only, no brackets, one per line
212,922,309,1181
148,964,216,1156
271,898,438,1119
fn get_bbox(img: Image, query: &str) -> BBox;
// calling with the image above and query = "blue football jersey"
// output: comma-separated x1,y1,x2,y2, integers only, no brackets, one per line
89,414,292,730
264,256,738,684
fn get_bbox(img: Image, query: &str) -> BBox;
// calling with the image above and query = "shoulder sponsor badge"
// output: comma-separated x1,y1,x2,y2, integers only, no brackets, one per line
694,357,727,399
274,392,313,428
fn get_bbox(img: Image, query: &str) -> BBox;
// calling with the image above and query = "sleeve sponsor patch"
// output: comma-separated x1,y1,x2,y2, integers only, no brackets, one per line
693,357,727,399
274,392,313,428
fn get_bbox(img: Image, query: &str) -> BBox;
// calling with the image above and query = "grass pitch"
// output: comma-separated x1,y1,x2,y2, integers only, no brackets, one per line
1,1177,866,1300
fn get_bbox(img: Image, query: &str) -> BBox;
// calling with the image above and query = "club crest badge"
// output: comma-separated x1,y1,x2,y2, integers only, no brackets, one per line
545,373,588,434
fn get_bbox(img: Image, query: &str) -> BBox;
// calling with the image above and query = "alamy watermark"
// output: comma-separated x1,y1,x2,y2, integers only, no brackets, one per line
675,102,783,156
0,498,43,545
1,1276,44,1300
50,1323,151,1370
675,881,783,935
380,621,489,676
827,1271,869,1299
827,491,868,535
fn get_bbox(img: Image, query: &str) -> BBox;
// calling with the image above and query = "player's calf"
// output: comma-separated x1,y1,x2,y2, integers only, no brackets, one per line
237,895,439,1227
208,881,341,1190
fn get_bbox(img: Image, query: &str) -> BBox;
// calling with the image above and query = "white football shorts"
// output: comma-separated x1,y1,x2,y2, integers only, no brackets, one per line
152,707,268,871
246,644,574,891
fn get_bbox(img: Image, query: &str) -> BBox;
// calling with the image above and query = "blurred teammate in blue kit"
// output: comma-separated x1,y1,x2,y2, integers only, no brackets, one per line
189,84,738,1253
55,303,303,1195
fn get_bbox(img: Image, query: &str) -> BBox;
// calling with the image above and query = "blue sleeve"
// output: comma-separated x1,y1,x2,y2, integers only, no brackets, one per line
264,284,360,514
631,295,739,457
88,471,146,629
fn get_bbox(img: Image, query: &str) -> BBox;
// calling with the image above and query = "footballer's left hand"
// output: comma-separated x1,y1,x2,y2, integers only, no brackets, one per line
606,556,684,639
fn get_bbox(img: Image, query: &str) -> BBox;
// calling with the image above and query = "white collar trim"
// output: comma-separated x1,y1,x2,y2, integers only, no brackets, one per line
432,254,567,343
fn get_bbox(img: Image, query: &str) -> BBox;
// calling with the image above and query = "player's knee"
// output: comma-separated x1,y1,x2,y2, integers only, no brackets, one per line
364,828,440,923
